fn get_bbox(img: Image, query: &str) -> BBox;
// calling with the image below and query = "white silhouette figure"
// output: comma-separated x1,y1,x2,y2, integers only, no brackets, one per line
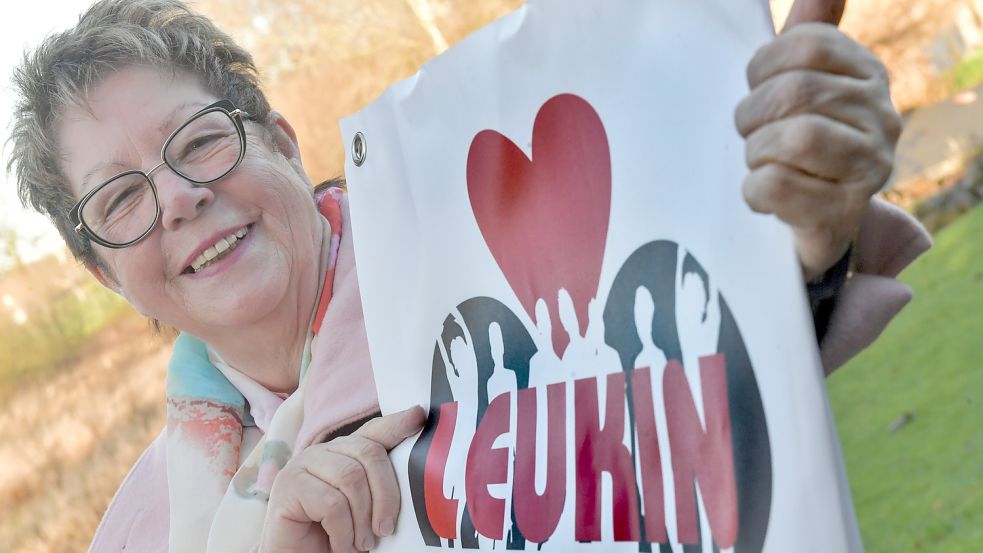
528,298,562,390
557,289,619,381
484,321,518,548
633,286,669,375
675,257,725,553
485,321,515,402
675,256,721,426
586,297,624,376
525,298,570,549
442,335,475,504
631,285,691,553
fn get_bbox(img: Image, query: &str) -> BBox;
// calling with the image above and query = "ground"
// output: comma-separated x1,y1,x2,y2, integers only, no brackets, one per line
830,205,983,552
0,311,169,553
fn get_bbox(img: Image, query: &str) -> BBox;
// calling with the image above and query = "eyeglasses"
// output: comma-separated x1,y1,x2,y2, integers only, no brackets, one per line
69,99,252,249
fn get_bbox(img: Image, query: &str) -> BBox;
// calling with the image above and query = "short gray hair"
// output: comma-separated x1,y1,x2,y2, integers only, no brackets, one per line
7,0,272,268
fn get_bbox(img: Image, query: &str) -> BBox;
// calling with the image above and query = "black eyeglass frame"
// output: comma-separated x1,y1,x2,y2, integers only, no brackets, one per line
69,99,252,249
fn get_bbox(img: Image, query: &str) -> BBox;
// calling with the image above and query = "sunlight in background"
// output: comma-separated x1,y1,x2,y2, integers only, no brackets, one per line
0,0,96,268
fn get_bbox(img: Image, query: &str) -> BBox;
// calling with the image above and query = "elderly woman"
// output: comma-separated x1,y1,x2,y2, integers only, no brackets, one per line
9,0,929,552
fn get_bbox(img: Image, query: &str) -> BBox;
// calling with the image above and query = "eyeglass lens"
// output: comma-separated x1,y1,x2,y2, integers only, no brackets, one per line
80,172,158,246
164,110,242,182
80,109,242,246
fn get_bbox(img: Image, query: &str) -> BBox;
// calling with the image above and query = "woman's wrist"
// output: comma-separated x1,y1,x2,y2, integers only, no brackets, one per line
807,243,853,344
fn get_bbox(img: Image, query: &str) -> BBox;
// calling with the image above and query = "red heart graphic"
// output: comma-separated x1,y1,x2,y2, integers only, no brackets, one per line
467,94,611,357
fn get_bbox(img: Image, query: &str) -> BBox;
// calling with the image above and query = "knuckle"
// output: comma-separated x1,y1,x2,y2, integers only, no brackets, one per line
354,439,387,464
744,136,759,168
267,488,287,518
743,168,784,212
742,178,767,212
746,46,767,86
787,120,821,157
745,126,775,169
764,168,793,202
268,465,299,497
796,33,831,68
861,67,893,104
871,149,895,182
849,80,901,141
854,131,881,155
860,75,894,107
869,58,891,84
336,459,367,489
785,71,817,105
883,108,903,142
741,175,756,202
322,488,349,518
734,98,752,136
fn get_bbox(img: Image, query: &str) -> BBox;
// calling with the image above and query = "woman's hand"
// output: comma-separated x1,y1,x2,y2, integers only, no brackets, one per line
735,0,901,281
260,406,427,553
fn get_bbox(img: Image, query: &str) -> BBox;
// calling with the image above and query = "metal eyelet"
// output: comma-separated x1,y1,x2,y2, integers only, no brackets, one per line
351,132,367,167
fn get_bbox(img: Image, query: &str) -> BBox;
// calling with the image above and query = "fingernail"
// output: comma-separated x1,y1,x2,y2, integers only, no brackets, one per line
380,516,395,536
361,534,376,550
402,407,426,436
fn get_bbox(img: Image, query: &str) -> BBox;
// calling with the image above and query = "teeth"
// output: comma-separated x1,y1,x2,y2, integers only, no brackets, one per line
190,227,248,273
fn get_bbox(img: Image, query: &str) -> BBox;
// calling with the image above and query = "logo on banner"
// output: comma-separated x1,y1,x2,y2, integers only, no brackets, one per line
407,95,773,551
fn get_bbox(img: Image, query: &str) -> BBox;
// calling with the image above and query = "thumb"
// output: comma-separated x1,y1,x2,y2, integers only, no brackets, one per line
353,405,427,450
782,0,846,31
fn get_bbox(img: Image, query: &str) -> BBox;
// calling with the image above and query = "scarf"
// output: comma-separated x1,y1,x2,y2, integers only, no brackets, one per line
164,186,380,552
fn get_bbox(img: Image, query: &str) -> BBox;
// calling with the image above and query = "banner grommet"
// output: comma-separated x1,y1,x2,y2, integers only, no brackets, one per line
352,131,367,167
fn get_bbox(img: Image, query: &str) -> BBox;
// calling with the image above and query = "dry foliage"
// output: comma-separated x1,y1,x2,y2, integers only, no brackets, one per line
773,0,983,112
0,311,170,553
195,0,524,182
841,0,968,112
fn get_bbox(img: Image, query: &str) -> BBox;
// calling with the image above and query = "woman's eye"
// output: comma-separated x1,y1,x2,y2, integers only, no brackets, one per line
182,133,222,157
104,185,143,218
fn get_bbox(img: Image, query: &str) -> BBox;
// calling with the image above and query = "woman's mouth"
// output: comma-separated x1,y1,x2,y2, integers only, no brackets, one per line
184,227,249,274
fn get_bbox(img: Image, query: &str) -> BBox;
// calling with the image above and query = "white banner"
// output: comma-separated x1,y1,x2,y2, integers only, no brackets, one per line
341,0,863,551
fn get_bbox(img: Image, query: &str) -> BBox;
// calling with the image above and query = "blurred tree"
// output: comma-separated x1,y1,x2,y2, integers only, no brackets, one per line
840,0,970,111
775,0,983,111
196,0,522,181
0,223,25,274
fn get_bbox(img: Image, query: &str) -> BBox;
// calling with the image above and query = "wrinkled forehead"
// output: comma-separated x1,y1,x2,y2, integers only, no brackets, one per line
58,66,215,199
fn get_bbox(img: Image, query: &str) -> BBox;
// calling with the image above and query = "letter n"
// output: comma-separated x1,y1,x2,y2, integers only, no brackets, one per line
575,372,641,542
664,354,738,548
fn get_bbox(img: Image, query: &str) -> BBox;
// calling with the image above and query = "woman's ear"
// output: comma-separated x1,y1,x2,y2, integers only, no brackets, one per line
268,111,303,163
86,261,121,294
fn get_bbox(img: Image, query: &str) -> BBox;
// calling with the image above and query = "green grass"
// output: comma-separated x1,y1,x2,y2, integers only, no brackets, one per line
0,278,130,400
949,48,983,92
829,206,983,552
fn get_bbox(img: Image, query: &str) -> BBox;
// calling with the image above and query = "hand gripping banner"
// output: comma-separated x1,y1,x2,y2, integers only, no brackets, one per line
342,0,864,551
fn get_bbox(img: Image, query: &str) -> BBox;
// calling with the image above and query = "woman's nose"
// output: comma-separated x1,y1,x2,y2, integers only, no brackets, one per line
154,168,215,231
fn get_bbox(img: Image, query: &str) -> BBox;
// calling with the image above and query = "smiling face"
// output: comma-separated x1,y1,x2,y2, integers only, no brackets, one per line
58,66,323,341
